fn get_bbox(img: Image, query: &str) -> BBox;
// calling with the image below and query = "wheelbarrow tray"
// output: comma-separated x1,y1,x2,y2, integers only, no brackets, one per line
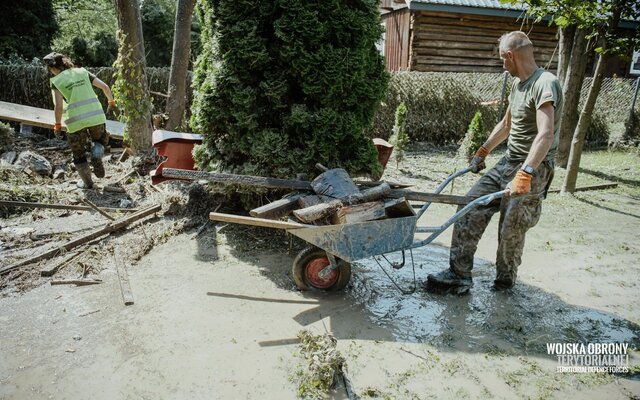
209,212,417,263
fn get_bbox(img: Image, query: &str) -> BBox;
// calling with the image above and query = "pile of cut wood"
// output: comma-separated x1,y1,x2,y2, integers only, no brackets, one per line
161,164,473,227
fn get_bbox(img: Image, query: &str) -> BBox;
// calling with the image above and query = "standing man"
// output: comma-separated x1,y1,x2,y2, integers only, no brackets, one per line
44,52,116,189
426,31,563,293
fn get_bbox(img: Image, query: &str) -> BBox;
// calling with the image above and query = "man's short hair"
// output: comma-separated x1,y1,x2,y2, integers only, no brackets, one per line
499,31,533,52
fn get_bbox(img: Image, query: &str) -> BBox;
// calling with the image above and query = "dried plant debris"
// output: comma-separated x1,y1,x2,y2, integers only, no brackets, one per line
294,330,346,399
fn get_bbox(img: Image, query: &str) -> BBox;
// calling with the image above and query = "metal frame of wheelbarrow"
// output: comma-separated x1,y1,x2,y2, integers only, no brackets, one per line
209,168,507,293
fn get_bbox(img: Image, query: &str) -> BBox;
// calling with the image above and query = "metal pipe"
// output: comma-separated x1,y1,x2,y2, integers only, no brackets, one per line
416,167,471,219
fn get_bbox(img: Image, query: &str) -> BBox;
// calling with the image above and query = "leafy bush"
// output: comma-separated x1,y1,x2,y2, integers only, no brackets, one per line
191,0,389,178
458,111,486,161
585,111,610,148
389,102,409,168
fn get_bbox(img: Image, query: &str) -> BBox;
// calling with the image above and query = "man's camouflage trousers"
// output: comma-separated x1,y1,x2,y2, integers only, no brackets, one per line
449,156,554,285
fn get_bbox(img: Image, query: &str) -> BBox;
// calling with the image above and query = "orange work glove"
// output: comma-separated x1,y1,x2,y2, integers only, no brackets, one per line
108,99,116,107
469,146,489,173
53,122,62,136
508,170,532,196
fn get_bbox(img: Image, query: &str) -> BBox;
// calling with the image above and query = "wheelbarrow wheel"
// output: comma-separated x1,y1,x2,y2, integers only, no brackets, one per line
292,247,351,291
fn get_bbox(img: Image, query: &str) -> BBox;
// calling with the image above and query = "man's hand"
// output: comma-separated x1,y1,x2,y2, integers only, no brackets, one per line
53,123,62,137
107,99,117,114
506,170,532,196
470,146,489,173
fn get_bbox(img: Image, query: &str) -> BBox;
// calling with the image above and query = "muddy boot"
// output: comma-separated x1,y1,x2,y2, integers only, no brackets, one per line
75,162,94,189
492,278,515,291
425,269,472,295
91,142,105,178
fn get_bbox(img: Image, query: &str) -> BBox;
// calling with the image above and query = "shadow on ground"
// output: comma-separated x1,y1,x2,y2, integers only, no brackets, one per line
216,224,640,368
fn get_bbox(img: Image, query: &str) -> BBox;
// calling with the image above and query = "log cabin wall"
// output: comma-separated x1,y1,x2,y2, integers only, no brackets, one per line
381,9,412,71
410,10,559,73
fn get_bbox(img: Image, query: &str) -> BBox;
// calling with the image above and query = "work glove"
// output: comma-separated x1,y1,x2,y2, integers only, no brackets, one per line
53,122,62,137
107,99,117,114
506,170,532,196
469,146,489,173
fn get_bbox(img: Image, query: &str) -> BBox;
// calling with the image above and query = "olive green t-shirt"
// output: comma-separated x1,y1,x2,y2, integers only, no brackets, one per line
507,67,563,162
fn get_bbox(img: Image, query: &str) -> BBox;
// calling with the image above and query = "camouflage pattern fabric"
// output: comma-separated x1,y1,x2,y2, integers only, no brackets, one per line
449,156,554,285
67,124,108,165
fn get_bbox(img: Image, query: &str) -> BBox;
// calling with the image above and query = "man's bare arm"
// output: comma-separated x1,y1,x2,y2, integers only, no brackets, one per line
524,102,554,169
53,89,63,124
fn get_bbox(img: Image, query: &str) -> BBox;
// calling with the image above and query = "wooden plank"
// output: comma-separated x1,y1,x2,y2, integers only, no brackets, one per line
388,190,472,206
249,194,302,219
114,253,134,306
332,201,386,225
0,204,161,275
40,251,81,277
0,101,124,140
209,212,315,230
413,31,558,49
413,22,557,41
547,182,618,194
82,199,115,221
412,56,503,67
0,200,138,213
415,15,550,33
413,64,508,73
297,194,332,209
161,168,313,191
50,279,102,286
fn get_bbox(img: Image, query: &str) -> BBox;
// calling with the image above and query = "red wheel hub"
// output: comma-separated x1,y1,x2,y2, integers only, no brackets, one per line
305,257,338,289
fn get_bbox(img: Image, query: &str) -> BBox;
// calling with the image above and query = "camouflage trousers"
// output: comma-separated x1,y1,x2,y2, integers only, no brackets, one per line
67,124,109,165
450,156,554,284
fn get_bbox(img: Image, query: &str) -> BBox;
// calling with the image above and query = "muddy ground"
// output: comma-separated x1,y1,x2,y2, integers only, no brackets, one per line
1,136,639,399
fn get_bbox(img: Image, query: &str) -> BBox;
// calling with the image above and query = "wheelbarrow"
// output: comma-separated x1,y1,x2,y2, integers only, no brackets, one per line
210,168,506,293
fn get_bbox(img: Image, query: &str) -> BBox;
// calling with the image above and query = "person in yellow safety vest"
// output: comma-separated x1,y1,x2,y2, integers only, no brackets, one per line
43,52,117,189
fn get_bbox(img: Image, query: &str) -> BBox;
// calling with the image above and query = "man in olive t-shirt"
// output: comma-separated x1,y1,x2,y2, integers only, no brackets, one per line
426,31,563,293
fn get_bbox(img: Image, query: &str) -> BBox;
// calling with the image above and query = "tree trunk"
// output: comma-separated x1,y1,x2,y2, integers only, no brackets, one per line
165,0,196,131
555,28,589,168
556,25,575,85
561,0,623,194
113,0,153,152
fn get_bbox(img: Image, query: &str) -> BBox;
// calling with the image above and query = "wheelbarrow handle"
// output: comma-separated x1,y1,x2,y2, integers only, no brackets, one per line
417,167,473,218
412,190,508,247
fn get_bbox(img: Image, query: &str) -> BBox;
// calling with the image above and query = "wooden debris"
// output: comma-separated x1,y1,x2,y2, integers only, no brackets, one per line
112,169,136,184
210,212,314,230
103,185,126,193
0,204,161,275
79,309,101,317
0,200,138,213
82,199,115,221
250,194,302,219
311,168,359,198
384,197,416,218
114,253,134,306
294,183,391,223
297,194,333,209
388,189,472,206
332,201,385,225
40,251,81,277
161,168,313,191
50,279,102,286
547,182,618,194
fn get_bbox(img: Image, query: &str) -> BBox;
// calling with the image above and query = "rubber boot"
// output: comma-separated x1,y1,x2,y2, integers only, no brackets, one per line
75,162,94,189
425,269,472,295
91,142,105,178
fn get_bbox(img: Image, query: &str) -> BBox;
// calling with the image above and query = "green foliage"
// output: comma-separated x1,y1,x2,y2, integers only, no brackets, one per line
0,1,59,63
389,102,409,168
585,111,610,148
458,111,486,161
295,330,345,400
191,0,389,178
51,0,117,66
141,0,176,67
112,30,153,142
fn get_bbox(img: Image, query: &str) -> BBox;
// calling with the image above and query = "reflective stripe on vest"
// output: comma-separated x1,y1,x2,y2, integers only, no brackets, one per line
50,68,106,133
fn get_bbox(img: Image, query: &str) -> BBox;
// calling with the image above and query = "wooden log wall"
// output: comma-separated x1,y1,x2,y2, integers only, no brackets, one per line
382,9,411,71
410,11,559,73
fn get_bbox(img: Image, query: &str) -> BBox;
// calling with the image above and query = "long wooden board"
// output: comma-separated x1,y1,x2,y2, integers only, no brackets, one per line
0,101,124,140
209,212,314,230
